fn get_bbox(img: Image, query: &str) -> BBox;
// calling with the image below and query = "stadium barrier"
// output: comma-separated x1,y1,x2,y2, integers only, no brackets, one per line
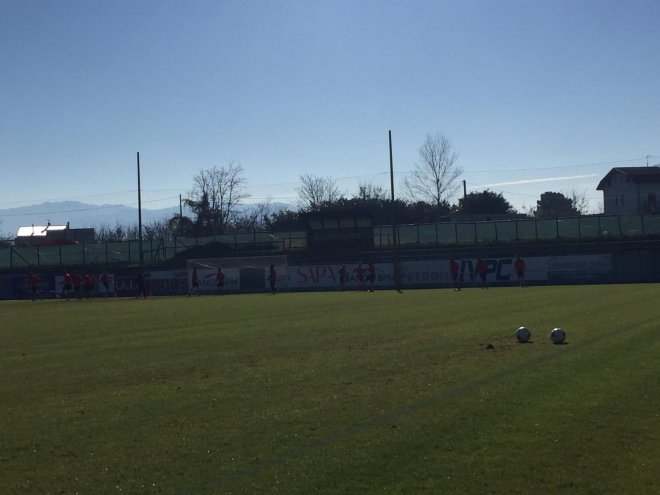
0,231,308,270
4,250,660,299
374,214,660,247
1,215,660,270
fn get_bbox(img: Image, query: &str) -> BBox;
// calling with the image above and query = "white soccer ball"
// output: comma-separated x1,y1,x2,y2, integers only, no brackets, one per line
550,327,566,344
515,326,531,343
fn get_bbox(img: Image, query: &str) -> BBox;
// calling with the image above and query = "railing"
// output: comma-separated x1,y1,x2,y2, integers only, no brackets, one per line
3,215,659,269
0,231,308,270
373,214,660,247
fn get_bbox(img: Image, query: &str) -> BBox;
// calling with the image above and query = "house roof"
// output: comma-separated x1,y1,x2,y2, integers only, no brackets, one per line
16,224,68,237
596,167,660,190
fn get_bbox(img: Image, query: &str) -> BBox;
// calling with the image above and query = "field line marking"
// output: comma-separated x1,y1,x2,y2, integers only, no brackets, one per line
177,316,655,495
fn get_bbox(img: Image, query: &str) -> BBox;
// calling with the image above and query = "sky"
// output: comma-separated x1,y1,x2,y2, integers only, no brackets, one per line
1,0,659,218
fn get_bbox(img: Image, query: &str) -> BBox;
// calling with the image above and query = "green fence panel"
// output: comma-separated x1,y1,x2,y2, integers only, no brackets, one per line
579,217,600,238
495,221,516,242
598,216,620,237
372,227,383,248
398,225,419,245
0,248,10,269
436,223,457,244
418,224,438,245
456,223,476,244
476,222,497,243
11,247,40,267
83,243,109,264
557,218,579,239
177,237,198,250
128,241,142,263
58,244,83,266
642,215,660,235
235,234,254,246
105,242,130,263
515,220,536,240
323,219,338,229
339,218,355,229
35,246,61,266
620,215,643,236
537,219,558,240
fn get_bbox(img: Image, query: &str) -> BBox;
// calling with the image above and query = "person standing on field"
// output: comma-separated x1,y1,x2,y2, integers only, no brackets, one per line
100,272,110,298
514,256,526,288
450,257,460,291
267,264,277,294
29,272,41,301
63,272,73,300
475,258,488,289
353,262,366,291
72,272,83,300
83,274,94,300
366,262,376,292
337,264,347,291
189,267,199,296
216,267,225,295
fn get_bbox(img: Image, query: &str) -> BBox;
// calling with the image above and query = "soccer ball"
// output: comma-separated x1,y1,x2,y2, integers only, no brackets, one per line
550,327,566,344
515,326,531,343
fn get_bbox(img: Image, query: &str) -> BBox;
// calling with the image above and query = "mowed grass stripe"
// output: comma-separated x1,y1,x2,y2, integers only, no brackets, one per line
1,285,659,494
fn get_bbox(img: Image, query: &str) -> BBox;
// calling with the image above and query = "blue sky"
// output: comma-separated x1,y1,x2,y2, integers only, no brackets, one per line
1,0,659,216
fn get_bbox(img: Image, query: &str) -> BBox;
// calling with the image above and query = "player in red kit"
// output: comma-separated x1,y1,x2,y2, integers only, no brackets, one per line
475,258,488,289
29,273,41,301
216,268,225,295
514,256,526,287
267,264,277,294
450,257,460,291
353,262,366,291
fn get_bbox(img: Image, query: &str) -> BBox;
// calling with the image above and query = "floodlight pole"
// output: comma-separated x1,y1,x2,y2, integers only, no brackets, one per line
137,152,144,268
389,130,400,290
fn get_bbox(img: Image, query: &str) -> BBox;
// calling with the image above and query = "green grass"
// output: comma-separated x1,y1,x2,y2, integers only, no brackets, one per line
2,285,660,494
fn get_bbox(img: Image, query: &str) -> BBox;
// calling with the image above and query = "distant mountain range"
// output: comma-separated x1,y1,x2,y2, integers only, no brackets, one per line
0,201,292,238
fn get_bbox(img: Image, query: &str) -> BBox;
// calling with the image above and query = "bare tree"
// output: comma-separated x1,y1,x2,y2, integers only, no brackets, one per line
232,199,274,232
569,189,590,215
186,161,249,235
404,133,463,206
96,222,135,242
356,181,387,201
296,174,342,210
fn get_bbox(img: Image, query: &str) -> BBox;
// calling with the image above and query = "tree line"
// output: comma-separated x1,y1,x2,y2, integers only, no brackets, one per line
95,133,591,242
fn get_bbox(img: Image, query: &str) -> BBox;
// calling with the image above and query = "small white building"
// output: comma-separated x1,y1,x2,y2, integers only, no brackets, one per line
596,167,660,215
15,222,95,246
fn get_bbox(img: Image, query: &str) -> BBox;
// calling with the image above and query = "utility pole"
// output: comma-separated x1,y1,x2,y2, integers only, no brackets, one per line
389,130,400,291
137,152,143,268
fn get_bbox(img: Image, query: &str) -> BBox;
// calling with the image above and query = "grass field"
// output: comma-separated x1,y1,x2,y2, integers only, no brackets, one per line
2,284,660,494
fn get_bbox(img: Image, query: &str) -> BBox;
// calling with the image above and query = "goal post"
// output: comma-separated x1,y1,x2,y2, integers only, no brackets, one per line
186,255,288,294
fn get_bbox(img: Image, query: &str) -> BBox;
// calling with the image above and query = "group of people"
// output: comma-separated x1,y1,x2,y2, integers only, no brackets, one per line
62,271,112,300
189,266,227,296
189,264,278,296
449,256,526,291
336,262,377,292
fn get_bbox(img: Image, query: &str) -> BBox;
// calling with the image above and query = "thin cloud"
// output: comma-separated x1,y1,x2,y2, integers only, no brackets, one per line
478,174,599,188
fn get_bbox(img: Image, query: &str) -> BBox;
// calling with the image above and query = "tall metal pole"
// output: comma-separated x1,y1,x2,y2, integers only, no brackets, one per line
389,130,400,290
137,152,144,268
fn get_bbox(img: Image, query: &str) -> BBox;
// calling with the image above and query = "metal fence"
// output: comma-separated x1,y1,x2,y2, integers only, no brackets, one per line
3,215,660,269
0,231,308,270
374,214,660,247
